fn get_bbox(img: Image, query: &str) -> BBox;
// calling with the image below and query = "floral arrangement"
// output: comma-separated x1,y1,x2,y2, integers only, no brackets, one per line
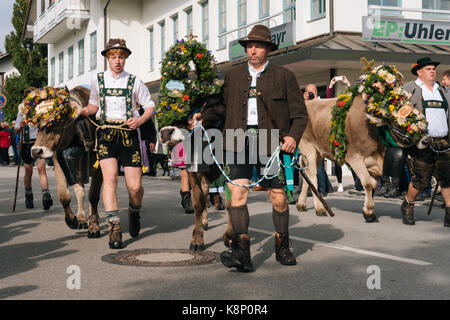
329,61,428,165
20,87,71,129
156,39,221,127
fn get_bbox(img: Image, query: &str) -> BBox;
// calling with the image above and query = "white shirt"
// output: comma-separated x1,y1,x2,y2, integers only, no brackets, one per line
15,110,37,140
415,78,448,138
247,61,269,126
89,70,155,121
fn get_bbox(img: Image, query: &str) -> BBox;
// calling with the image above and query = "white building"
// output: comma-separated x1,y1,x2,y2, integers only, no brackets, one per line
22,0,450,93
22,0,450,175
0,53,20,94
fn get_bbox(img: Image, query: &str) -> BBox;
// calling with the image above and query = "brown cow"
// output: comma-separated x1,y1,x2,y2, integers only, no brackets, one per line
27,86,103,237
159,94,231,251
296,96,429,222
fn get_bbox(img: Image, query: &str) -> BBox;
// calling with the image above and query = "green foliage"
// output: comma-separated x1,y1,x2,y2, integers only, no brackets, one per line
3,0,47,124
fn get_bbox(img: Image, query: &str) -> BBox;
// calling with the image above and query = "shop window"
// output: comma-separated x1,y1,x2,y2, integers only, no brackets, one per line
368,0,402,16
422,0,450,20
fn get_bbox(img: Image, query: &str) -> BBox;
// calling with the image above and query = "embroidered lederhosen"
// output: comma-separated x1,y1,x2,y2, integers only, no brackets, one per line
95,72,142,167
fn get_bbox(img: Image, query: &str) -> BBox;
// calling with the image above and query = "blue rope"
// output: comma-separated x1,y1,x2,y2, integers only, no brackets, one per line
189,123,309,188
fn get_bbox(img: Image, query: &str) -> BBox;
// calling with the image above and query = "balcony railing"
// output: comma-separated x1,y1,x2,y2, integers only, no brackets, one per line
34,0,90,44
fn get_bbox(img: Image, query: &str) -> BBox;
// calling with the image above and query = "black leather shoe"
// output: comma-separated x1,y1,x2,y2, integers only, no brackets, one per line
275,232,297,265
25,193,34,209
42,192,53,210
220,234,254,272
384,188,401,198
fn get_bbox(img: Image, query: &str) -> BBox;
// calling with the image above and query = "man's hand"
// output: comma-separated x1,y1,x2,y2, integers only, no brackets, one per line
188,112,202,130
281,136,297,154
127,117,141,130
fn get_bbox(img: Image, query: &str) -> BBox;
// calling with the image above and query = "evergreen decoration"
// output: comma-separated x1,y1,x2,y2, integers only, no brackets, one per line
156,38,221,127
329,60,428,165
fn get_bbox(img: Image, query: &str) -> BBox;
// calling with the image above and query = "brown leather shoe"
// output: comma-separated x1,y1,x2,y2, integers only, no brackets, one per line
220,234,254,272
108,221,123,249
128,209,141,238
401,199,415,225
275,232,297,265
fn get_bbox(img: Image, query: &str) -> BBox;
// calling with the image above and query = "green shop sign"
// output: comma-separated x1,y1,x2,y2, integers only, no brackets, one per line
229,22,295,61
362,16,450,46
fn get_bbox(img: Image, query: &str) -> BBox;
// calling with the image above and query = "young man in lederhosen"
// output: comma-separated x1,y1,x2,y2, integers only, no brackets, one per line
81,39,155,249
402,57,450,226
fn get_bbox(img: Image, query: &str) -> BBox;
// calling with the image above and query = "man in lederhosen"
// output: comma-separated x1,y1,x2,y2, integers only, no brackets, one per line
81,39,155,249
192,25,308,272
402,57,450,226
15,97,53,210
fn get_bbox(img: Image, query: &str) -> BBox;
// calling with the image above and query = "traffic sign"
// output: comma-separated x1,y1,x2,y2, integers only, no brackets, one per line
0,94,6,108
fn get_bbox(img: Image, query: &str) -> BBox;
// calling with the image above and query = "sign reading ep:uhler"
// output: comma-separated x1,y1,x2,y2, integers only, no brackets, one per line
362,16,450,46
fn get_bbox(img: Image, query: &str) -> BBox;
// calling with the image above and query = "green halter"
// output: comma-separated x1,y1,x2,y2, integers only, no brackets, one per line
97,72,136,125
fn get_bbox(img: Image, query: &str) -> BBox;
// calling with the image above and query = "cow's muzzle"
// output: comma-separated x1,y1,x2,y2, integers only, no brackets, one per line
31,146,53,159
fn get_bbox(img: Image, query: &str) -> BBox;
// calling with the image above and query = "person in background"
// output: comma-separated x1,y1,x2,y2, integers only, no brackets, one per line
442,69,450,91
304,83,333,196
10,121,19,165
15,105,53,210
0,122,11,165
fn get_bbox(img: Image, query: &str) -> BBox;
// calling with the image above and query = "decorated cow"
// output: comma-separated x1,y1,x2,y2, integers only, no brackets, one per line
19,86,103,237
296,60,431,222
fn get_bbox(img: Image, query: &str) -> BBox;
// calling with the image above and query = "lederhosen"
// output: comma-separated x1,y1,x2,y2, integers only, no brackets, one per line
407,89,450,190
95,72,142,167
225,70,286,189
21,125,36,165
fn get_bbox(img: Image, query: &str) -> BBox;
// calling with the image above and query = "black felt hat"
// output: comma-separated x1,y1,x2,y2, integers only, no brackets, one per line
411,57,440,75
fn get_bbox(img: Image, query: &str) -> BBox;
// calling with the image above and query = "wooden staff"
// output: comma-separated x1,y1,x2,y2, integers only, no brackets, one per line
12,127,24,212
427,182,440,216
299,168,335,217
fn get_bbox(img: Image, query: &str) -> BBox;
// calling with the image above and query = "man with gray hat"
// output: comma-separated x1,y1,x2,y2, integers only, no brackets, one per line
193,25,308,272
402,57,450,226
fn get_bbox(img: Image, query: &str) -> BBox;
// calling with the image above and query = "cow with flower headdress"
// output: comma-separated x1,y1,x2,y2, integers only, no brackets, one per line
19,85,103,236
296,58,431,222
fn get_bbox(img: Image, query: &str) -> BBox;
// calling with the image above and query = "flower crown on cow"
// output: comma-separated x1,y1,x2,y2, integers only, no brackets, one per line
20,87,72,129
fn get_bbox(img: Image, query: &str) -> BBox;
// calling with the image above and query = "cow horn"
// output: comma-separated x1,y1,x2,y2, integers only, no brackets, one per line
69,86,90,119
365,113,385,127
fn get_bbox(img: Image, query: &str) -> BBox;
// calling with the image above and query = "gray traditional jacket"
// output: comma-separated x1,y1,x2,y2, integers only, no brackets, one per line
403,80,450,142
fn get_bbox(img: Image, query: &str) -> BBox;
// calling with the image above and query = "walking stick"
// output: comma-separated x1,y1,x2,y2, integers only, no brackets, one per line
299,168,335,217
427,181,440,216
12,127,24,212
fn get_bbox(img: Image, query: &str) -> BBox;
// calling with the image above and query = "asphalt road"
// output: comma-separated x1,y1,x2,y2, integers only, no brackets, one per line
1,164,449,302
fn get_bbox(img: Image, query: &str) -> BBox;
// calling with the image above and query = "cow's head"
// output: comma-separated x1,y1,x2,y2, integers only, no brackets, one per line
159,126,185,148
30,86,90,159
364,102,430,150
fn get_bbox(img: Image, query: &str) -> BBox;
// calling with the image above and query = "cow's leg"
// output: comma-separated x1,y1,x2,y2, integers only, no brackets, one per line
88,168,103,238
53,157,78,229
201,175,210,230
347,156,380,223
73,183,88,229
188,172,206,251
311,155,327,216
296,142,316,212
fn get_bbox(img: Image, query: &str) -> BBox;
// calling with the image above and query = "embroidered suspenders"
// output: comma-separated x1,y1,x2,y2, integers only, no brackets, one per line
97,72,137,125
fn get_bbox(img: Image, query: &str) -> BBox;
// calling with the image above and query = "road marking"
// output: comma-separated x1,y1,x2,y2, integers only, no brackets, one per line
249,227,433,266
